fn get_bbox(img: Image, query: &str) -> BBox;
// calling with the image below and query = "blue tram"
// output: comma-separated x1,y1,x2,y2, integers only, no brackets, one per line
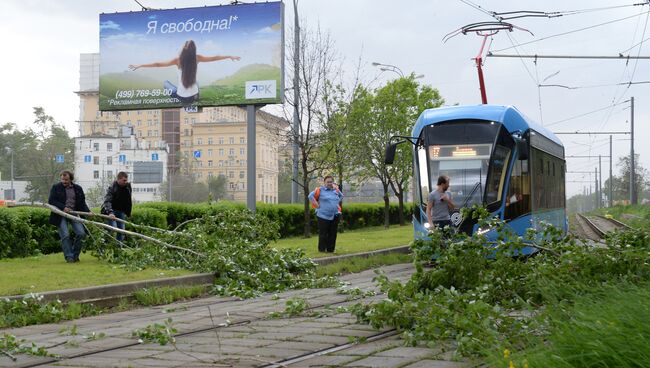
387,105,567,254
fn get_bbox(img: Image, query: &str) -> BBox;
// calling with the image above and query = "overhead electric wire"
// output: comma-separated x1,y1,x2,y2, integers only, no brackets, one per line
545,102,628,127
492,11,650,53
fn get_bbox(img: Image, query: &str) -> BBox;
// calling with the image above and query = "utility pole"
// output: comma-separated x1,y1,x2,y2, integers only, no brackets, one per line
594,167,599,209
291,0,300,204
630,97,637,205
598,155,602,208
609,135,613,208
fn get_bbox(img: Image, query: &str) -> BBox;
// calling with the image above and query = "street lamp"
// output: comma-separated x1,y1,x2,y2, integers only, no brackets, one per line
371,62,424,79
3,147,14,200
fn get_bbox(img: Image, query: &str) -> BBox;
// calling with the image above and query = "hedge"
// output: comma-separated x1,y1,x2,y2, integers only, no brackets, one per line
0,201,415,259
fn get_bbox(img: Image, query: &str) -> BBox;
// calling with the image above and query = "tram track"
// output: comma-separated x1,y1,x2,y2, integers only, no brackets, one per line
574,213,631,241
15,264,414,368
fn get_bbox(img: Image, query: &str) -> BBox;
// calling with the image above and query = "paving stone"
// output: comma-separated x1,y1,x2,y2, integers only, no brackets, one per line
401,359,467,368
245,330,304,340
320,327,384,337
265,340,333,351
291,333,350,344
375,346,435,359
206,337,274,347
291,354,363,367
332,338,402,356
345,356,412,367
243,346,307,358
182,343,250,355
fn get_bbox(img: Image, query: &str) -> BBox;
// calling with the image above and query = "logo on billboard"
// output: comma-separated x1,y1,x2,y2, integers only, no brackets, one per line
245,80,277,99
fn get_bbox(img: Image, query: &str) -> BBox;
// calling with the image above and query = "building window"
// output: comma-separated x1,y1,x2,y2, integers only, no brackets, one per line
184,129,189,136
229,137,234,144
219,137,224,144
93,156,99,165
107,143,113,151
93,170,99,179
208,137,213,145
229,171,234,178
240,137,245,144
240,148,245,155
93,143,99,151
197,138,202,145
208,149,213,157
154,130,158,137
219,148,224,156
208,160,213,167
191,118,196,124
239,171,245,179
229,148,235,155
106,157,112,165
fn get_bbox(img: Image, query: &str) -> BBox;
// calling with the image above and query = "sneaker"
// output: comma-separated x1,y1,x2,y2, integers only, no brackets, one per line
74,257,80,263
65,258,75,263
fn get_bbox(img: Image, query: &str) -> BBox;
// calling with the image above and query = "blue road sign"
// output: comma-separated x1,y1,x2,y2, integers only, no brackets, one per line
151,153,159,161
55,154,64,163
193,150,201,158
119,154,126,162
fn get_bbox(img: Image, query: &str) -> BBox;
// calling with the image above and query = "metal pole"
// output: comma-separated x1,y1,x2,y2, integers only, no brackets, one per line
10,149,14,192
598,155,602,209
474,34,490,104
609,135,613,208
168,166,172,202
594,167,598,210
291,0,300,204
630,97,637,205
247,105,257,212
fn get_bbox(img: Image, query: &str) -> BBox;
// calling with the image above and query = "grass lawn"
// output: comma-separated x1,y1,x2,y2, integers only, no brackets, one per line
0,253,192,297
0,224,414,296
272,224,413,258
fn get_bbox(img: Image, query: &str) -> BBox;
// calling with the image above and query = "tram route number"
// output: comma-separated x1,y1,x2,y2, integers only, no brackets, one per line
115,89,173,99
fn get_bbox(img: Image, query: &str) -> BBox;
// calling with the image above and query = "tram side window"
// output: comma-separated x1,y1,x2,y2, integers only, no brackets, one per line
504,159,531,220
485,145,511,204
531,148,565,210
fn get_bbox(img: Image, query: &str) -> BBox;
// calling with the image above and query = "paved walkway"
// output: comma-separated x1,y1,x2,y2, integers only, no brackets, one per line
1,264,466,368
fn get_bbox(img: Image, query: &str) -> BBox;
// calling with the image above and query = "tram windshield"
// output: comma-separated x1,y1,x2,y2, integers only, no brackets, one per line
427,144,491,207
422,120,502,209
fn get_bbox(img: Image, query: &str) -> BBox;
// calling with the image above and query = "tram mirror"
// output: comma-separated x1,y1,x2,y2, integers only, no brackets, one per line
514,137,529,160
385,142,398,164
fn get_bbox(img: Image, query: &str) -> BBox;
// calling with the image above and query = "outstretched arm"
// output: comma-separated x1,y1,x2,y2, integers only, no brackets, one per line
129,58,178,71
197,55,240,63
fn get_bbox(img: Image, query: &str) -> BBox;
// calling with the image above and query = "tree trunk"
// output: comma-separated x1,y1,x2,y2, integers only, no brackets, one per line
396,191,405,226
302,152,312,237
383,182,390,229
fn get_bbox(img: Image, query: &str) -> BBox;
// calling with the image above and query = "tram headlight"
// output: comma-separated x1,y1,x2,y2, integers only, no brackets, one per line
424,222,431,229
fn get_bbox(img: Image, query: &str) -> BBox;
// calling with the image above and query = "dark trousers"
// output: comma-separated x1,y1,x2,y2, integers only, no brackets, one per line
317,215,340,252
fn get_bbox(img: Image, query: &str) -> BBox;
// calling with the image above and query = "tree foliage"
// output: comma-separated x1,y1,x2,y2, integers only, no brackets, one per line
347,76,443,227
0,108,73,202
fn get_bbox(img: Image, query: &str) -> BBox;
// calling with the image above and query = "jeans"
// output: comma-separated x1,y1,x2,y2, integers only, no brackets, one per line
317,215,340,253
107,211,126,242
58,218,86,261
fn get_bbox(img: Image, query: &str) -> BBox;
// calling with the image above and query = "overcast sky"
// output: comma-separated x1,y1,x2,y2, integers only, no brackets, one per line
1,0,649,197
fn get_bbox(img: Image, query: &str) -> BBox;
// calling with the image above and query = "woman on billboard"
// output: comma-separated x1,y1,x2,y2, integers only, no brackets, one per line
129,40,240,104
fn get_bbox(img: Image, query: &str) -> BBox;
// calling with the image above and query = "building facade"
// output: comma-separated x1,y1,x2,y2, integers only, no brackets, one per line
74,133,168,203
76,53,287,203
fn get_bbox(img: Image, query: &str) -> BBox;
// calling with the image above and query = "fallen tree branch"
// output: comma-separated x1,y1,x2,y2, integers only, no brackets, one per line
69,210,175,235
13,203,204,257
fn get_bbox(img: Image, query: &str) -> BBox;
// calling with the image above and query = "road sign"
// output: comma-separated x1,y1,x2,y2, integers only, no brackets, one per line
119,154,126,163
55,154,64,163
193,150,201,158
151,153,159,161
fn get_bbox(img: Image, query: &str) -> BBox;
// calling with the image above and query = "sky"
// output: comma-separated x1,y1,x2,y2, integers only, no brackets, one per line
1,0,649,197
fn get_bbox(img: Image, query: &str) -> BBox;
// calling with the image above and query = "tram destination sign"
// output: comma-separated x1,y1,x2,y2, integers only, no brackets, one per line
99,2,284,111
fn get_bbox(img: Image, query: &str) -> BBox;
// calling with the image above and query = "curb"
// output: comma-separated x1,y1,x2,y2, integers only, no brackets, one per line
4,245,412,305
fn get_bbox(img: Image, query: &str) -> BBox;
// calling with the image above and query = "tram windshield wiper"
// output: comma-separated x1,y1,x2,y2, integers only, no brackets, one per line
462,181,482,208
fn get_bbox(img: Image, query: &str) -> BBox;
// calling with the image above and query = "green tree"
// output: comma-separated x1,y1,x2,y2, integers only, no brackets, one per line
160,175,209,203
208,175,228,201
348,77,443,227
603,154,649,203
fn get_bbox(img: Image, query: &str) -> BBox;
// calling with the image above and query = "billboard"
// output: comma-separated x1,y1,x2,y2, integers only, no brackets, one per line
99,2,284,111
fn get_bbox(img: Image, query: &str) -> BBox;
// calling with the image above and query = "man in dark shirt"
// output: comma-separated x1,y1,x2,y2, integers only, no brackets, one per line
48,170,90,263
101,171,133,242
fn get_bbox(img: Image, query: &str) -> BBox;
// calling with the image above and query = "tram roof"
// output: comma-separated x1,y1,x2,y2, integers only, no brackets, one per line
412,104,563,147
